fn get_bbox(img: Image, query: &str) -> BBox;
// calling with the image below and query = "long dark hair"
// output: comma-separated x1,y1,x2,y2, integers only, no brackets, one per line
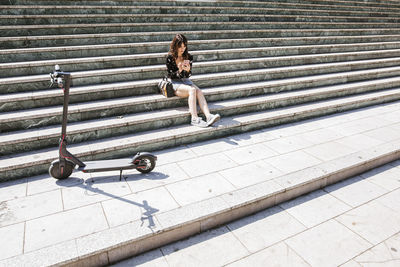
169,34,189,60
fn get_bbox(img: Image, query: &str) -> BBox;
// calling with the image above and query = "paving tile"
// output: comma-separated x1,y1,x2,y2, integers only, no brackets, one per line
375,188,400,214
361,164,400,191
340,260,363,267
101,186,179,228
389,122,400,132
300,128,345,145
353,231,400,267
303,141,355,162
177,153,238,178
223,143,278,165
24,203,108,252
225,130,276,146
125,163,189,193
0,178,27,202
324,176,388,207
227,206,306,253
62,175,132,210
286,219,371,267
219,160,283,189
161,226,248,267
165,172,235,206
263,134,315,154
110,249,168,267
0,239,78,267
263,121,320,138
280,190,351,228
187,139,238,156
327,123,366,137
363,126,400,142
335,134,384,151
0,223,24,261
350,117,391,132
0,190,62,227
336,200,400,245
266,150,322,174
155,145,197,166
27,173,85,196
226,241,310,267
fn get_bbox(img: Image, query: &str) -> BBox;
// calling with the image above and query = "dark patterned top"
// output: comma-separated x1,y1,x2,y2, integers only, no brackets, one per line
166,53,193,80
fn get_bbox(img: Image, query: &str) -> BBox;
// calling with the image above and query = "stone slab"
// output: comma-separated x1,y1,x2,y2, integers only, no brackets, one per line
286,219,371,267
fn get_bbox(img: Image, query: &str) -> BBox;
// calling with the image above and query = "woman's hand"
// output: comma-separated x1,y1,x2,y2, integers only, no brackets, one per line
177,62,184,73
178,62,190,73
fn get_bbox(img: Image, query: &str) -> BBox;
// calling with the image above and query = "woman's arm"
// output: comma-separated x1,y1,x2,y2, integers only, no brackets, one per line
166,55,183,79
181,54,193,78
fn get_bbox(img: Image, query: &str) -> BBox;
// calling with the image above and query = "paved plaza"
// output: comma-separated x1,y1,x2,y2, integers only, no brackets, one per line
1,101,400,266
113,160,400,267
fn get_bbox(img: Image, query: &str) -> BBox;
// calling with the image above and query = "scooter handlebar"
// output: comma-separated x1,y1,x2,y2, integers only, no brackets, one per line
49,65,71,88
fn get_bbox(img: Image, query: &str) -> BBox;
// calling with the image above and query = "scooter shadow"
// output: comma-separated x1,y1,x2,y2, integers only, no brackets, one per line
55,172,167,230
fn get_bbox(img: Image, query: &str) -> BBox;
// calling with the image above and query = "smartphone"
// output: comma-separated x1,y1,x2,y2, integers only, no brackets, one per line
183,60,190,67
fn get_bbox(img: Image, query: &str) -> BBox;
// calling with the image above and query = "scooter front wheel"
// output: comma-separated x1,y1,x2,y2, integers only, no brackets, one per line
134,155,156,174
49,160,75,179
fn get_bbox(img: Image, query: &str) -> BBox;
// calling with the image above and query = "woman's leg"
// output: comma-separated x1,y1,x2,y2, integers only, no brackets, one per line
192,84,220,126
193,85,212,120
175,84,198,119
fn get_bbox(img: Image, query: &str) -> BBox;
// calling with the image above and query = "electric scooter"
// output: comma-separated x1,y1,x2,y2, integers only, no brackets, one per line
48,65,157,180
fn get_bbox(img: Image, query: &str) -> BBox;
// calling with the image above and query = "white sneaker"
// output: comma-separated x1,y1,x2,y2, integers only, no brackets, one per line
206,114,220,126
191,117,208,128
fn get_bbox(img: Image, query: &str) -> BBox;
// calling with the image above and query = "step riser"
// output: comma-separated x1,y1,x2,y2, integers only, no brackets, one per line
3,29,400,50
5,46,400,78
3,23,400,37
2,6,399,17
5,39,400,63
3,53,400,95
3,33,400,50
1,79,398,156
3,15,400,26
3,0,400,9
2,92,399,182
3,0,400,11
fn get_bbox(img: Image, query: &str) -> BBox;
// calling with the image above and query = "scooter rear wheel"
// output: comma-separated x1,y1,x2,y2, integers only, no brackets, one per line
49,160,75,179
134,155,156,174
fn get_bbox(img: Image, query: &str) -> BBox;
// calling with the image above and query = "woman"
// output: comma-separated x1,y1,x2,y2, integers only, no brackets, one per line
166,34,220,127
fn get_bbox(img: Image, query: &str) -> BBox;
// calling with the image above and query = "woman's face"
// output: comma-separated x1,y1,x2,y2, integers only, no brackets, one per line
177,43,186,56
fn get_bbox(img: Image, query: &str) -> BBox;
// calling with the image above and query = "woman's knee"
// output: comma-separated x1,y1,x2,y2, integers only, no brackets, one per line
186,85,197,96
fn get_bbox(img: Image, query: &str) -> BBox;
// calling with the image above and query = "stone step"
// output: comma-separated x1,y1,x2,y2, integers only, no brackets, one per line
3,0,400,9
2,29,399,49
2,0,400,11
3,21,400,37
3,45,400,78
1,87,399,181
2,55,400,95
2,62,400,133
277,0,400,9
2,13,400,26
4,38,400,63
0,4,398,17
1,76,400,156
2,28,398,49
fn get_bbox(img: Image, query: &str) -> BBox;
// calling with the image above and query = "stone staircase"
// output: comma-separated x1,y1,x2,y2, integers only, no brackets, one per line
1,0,400,181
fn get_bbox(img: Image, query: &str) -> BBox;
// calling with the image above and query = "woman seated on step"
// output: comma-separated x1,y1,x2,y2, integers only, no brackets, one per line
166,34,220,128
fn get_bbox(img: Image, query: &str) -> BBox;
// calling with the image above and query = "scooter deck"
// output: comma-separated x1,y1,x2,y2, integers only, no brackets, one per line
78,158,135,173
